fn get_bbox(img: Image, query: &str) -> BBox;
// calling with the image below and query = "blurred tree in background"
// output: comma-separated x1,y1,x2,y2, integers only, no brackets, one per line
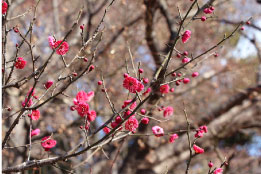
2,0,261,173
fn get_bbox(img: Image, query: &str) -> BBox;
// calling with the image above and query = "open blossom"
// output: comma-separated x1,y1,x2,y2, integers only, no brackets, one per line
214,168,223,174
152,126,164,137
193,144,204,154
15,57,27,69
123,76,138,93
74,91,94,104
2,1,8,14
75,102,89,117
123,76,144,93
87,110,96,122
54,40,69,55
41,136,57,151
137,82,144,92
29,110,40,121
163,106,174,117
48,36,69,55
182,30,191,43
169,134,179,143
31,129,40,137
53,40,69,55
125,116,139,132
160,84,170,94
72,91,95,117
48,36,56,48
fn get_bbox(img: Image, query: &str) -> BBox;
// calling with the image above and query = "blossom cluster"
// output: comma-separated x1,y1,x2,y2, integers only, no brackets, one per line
123,75,144,93
48,36,69,55
72,91,96,121
195,125,208,138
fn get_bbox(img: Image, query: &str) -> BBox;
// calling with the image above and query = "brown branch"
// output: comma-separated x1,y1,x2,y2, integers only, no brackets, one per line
219,19,261,32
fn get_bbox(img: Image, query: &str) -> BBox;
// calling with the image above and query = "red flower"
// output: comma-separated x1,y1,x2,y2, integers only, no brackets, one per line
208,161,214,168
203,8,213,14
169,134,179,143
163,106,174,117
140,109,146,115
115,116,122,123
103,127,110,134
182,30,191,43
48,36,55,48
87,110,96,122
160,84,170,94
214,168,223,174
192,72,199,77
31,129,40,137
29,110,40,121
22,98,33,107
123,76,139,93
122,100,137,110
75,102,89,117
44,80,53,89
195,130,204,138
73,91,93,118
53,40,69,55
143,87,151,95
125,116,139,133
182,57,191,63
143,78,149,84
2,1,8,14
74,91,94,104
152,126,164,137
141,117,150,124
200,125,208,133
111,121,122,130
201,16,207,22
89,65,95,72
41,136,57,151
15,57,27,69
27,87,35,97
137,82,144,92
97,81,102,85
183,78,190,84
195,125,208,138
193,144,204,154
124,110,135,118
123,73,129,78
